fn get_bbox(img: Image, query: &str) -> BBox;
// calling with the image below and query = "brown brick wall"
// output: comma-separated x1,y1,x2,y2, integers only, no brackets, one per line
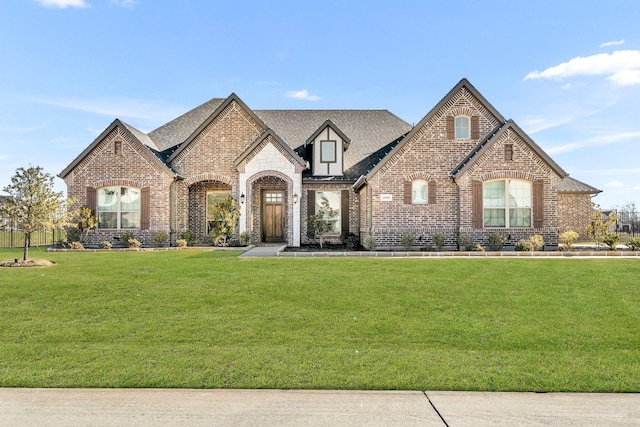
558,193,593,239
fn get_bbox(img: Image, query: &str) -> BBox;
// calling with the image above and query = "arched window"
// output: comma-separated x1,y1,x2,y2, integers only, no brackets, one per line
97,187,141,229
455,116,470,139
412,180,427,204
483,180,531,227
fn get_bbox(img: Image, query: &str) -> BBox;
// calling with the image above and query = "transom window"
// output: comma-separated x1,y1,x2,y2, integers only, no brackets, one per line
206,190,232,234
455,116,470,139
483,180,531,227
412,180,427,204
316,191,341,234
97,187,140,229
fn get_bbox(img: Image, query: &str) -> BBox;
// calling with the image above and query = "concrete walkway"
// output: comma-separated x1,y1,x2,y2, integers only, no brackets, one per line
238,245,286,257
0,388,638,426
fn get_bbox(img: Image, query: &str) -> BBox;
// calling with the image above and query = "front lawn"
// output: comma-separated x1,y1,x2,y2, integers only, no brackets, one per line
1,248,639,392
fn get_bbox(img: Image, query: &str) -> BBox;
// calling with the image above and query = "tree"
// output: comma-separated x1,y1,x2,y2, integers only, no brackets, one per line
585,203,617,250
0,166,68,261
307,199,339,248
208,196,241,246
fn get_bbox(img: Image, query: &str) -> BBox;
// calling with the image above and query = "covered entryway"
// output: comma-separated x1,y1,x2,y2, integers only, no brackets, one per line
262,190,284,242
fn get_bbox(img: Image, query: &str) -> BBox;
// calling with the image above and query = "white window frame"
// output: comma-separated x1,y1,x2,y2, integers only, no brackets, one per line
483,180,531,228
320,139,337,163
97,186,141,229
455,116,470,139
412,180,428,204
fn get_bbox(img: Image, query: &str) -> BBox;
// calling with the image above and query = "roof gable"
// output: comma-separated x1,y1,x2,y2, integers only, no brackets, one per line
167,93,267,163
361,78,507,181
234,128,306,169
451,119,567,178
59,119,176,179
305,119,351,149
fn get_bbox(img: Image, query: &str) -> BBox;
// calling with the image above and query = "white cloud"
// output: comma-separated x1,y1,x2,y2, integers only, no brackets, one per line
285,90,321,101
600,40,625,48
110,0,138,8
521,115,578,134
546,131,640,154
34,0,89,8
524,50,640,86
605,180,625,188
0,155,8,161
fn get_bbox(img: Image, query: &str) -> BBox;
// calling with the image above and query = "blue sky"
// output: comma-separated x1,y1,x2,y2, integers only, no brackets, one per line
2,0,640,209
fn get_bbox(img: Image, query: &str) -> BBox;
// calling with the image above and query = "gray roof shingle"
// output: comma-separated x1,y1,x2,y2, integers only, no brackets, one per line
558,176,601,194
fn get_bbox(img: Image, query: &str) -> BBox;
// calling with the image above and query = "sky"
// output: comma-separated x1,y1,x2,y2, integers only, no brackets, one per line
2,0,640,210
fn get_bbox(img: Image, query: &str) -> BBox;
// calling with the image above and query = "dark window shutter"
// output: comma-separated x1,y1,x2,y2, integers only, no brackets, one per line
446,116,454,139
471,116,480,139
404,181,412,204
533,180,544,228
140,187,150,230
86,187,96,213
341,190,349,237
472,180,483,228
307,190,315,217
428,181,437,204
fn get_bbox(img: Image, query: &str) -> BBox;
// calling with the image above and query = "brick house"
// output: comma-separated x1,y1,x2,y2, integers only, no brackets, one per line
59,79,599,248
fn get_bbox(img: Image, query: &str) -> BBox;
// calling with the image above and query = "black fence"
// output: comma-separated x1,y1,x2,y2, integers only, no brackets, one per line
0,218,63,248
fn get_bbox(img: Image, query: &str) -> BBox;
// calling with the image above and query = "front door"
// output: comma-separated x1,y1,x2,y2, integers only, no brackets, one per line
262,191,284,242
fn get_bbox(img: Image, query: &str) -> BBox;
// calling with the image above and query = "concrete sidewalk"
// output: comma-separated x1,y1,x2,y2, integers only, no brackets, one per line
1,389,638,426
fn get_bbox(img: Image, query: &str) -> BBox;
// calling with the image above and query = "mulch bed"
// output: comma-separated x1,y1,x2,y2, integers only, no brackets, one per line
0,259,56,267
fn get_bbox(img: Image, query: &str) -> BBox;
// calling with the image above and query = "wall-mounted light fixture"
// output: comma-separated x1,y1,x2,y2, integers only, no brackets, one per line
240,193,245,204
293,193,298,204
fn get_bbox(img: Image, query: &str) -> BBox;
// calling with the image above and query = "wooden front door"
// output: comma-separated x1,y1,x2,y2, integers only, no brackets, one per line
262,191,284,242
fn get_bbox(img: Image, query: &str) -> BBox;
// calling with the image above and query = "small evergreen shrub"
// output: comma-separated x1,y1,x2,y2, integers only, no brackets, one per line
176,239,188,248
559,230,579,251
400,233,416,250
488,231,507,250
363,235,376,251
239,231,251,246
472,243,485,252
626,236,640,251
342,232,360,249
154,231,168,246
432,232,445,251
515,240,530,251
99,241,112,249
69,241,84,250
529,234,545,251
603,232,620,250
121,231,134,247
65,226,82,243
458,233,474,251
181,230,193,244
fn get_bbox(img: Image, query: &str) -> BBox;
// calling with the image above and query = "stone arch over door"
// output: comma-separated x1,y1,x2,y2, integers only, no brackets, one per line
247,170,294,245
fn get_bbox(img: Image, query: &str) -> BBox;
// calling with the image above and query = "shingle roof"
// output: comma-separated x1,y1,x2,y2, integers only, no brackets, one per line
254,110,412,173
558,176,601,194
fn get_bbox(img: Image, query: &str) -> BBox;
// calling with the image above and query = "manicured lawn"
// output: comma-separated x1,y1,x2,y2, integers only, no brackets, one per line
1,247,639,392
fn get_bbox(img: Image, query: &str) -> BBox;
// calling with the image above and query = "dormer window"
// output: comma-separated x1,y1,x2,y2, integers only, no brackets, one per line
320,139,336,163
455,116,470,139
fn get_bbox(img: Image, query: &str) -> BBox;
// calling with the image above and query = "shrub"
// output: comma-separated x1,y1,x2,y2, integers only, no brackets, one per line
121,231,134,247
307,199,339,248
472,243,485,252
488,231,507,250
154,231,168,246
432,232,446,251
363,235,376,251
458,233,474,251
400,233,416,250
559,230,579,251
342,232,360,249
99,241,112,249
529,234,545,251
65,226,82,243
127,238,141,249
515,240,530,251
239,231,251,246
69,241,84,250
603,232,620,250
627,237,640,251
176,239,188,248
181,230,193,243
207,196,241,246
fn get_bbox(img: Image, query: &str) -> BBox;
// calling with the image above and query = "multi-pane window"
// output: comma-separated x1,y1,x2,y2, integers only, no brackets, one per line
455,116,470,139
483,180,531,227
412,180,427,204
97,187,140,229
316,191,341,234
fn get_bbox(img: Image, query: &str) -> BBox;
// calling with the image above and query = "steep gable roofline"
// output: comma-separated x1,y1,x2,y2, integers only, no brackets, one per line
234,128,306,169
59,119,176,179
167,93,267,163
451,119,568,178
305,119,352,150
363,78,507,180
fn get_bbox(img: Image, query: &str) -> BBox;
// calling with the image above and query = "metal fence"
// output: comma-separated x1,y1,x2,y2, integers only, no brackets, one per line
0,218,63,248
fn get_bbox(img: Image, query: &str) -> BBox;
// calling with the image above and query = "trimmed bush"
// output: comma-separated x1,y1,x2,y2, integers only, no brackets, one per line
488,231,507,250
154,231,168,247
627,237,640,251
69,241,84,250
176,239,188,248
363,235,376,251
559,230,579,251
400,233,416,250
99,241,112,249
432,232,445,251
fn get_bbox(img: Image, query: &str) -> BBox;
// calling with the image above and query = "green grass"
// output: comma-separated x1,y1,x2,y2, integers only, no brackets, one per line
1,247,639,392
